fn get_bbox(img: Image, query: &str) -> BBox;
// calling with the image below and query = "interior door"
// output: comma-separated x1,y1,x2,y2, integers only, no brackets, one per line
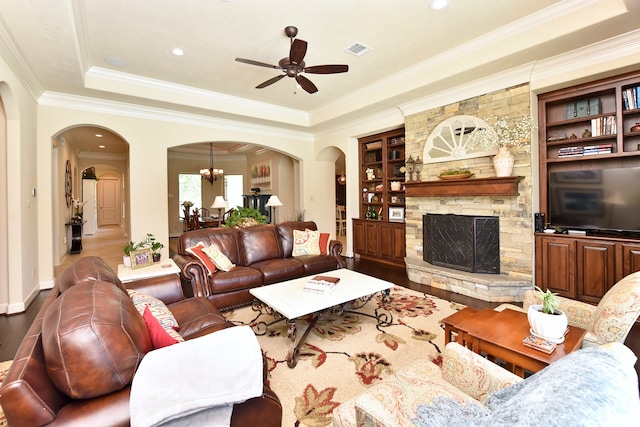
98,177,120,226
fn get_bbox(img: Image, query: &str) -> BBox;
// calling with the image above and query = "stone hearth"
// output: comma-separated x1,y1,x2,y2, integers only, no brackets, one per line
406,258,530,302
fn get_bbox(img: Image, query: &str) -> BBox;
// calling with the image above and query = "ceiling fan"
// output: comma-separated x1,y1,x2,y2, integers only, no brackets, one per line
235,26,348,94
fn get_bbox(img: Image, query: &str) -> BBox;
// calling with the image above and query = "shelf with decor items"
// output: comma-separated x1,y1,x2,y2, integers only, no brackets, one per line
536,70,640,304
356,128,406,266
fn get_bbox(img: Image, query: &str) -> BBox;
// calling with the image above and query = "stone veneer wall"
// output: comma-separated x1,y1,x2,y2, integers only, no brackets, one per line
403,84,534,301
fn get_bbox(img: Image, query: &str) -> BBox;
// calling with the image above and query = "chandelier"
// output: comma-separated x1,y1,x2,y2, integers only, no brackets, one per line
200,143,223,185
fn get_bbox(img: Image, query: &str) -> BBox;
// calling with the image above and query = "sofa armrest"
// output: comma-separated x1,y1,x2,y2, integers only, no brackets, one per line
125,274,185,305
328,240,346,268
441,342,522,403
173,253,208,298
523,289,595,330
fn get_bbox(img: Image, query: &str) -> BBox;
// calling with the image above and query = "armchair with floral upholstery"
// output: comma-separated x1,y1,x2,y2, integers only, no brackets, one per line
497,270,640,348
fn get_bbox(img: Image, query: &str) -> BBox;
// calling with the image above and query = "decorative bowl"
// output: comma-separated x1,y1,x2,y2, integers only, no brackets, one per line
438,173,474,180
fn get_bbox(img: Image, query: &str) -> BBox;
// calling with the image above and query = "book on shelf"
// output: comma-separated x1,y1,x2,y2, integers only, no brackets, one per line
304,275,340,294
522,335,556,354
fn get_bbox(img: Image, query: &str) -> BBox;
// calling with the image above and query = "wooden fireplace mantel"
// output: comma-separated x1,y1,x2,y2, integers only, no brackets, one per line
404,176,524,197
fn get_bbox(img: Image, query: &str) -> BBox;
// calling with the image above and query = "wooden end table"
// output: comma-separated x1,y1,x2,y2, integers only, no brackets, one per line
441,307,587,377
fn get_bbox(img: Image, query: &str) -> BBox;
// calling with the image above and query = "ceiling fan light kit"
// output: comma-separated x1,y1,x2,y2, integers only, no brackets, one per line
235,26,348,94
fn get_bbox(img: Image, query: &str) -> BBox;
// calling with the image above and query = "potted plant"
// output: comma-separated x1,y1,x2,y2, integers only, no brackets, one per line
142,233,164,262
123,240,143,268
527,286,568,343
223,206,267,228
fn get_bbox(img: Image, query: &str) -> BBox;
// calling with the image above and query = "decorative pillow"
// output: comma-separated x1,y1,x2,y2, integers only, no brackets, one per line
142,306,180,349
292,229,321,256
202,246,236,271
186,242,217,275
127,289,184,344
318,231,331,255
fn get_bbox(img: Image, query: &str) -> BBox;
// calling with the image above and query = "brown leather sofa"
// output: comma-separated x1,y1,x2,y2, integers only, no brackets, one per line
174,221,346,310
0,256,282,427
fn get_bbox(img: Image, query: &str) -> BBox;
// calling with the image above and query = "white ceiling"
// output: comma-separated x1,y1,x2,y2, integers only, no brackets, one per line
1,0,639,157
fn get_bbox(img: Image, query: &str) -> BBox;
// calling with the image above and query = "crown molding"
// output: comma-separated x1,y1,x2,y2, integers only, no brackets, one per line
0,13,43,100
38,91,314,142
84,66,310,127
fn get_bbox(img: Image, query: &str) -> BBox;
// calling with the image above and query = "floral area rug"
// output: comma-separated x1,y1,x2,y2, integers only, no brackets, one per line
0,360,12,427
225,285,464,427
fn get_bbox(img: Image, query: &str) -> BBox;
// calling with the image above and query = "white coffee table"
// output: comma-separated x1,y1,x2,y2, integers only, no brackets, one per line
250,269,394,367
117,258,180,283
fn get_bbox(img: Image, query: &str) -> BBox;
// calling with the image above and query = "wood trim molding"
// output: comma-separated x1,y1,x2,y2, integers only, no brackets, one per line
404,176,524,197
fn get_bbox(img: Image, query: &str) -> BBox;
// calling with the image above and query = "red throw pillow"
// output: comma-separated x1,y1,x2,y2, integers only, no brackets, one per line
143,305,179,349
186,242,217,275
318,232,331,255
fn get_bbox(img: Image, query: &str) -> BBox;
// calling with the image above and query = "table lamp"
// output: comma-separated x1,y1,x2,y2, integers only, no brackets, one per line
210,196,228,220
265,195,283,224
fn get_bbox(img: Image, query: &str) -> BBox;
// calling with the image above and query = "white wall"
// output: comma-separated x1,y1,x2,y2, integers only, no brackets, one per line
0,56,39,314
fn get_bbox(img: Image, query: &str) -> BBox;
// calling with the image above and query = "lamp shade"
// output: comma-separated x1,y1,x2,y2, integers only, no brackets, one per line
265,195,283,207
210,196,228,209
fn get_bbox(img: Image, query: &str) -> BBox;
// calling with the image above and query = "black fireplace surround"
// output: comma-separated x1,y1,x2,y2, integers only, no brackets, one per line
423,214,500,274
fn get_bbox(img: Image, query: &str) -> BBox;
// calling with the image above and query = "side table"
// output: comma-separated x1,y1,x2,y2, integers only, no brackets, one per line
117,258,180,283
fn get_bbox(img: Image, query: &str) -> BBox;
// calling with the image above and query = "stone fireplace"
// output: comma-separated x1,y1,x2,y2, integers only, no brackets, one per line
401,84,534,302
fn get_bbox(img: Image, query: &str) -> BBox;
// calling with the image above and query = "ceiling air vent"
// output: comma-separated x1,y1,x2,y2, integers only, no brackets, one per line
345,42,372,57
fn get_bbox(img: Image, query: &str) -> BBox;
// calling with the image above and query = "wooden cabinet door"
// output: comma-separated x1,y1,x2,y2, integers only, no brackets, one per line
379,222,394,259
353,220,366,254
391,222,406,262
620,242,640,279
364,222,379,256
537,236,575,298
577,240,616,304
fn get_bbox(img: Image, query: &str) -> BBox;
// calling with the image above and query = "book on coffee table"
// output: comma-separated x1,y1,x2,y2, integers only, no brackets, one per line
522,334,556,354
304,276,340,294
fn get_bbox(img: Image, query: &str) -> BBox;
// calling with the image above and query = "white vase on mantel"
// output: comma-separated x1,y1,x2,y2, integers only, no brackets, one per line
493,146,515,177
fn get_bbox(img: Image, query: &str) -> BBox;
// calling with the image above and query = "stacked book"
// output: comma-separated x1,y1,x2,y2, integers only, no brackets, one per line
590,116,616,136
622,86,640,110
558,144,613,157
304,275,340,294
522,334,556,354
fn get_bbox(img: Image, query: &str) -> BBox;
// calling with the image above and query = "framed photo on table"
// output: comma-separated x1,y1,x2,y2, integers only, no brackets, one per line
389,207,405,221
131,248,154,269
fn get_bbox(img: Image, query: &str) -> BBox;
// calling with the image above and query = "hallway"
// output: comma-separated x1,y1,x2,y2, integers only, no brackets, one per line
53,225,128,278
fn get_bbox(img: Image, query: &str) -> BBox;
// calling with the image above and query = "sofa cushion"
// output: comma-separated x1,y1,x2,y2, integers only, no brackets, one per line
143,306,181,349
240,224,282,265
186,242,217,275
250,258,305,285
167,297,232,339
56,255,126,294
42,281,151,399
292,229,321,256
202,245,236,271
293,254,340,275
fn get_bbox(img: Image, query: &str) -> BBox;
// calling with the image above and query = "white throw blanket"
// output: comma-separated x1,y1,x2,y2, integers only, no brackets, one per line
130,326,263,427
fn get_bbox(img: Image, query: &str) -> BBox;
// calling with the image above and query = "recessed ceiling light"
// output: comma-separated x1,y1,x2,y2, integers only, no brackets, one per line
429,0,449,11
104,57,127,67
98,145,106,149
172,48,184,56
95,134,103,137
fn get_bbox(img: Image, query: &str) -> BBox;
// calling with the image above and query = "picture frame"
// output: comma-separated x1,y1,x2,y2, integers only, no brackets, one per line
389,207,405,221
130,248,154,269
250,160,271,189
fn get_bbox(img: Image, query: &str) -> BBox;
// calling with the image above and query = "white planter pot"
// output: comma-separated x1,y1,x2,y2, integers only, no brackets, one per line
527,304,568,342
123,255,131,268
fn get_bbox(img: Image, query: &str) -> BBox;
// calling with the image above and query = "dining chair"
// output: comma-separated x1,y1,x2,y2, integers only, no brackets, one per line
336,205,347,236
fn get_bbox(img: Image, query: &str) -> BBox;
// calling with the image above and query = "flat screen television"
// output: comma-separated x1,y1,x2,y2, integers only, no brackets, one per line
548,166,640,235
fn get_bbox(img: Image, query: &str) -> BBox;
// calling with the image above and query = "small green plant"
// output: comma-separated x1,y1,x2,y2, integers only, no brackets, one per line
535,286,561,314
440,169,471,176
142,233,164,253
223,206,267,228
123,240,143,256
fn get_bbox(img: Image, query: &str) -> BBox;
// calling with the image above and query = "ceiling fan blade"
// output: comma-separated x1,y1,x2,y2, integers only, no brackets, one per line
304,65,349,74
289,39,307,64
256,74,285,89
304,64,349,74
235,57,280,69
296,75,318,94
